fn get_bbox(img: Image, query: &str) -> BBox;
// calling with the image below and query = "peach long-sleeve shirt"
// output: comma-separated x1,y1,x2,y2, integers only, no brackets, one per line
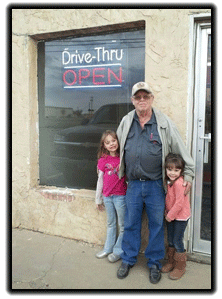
165,176,191,221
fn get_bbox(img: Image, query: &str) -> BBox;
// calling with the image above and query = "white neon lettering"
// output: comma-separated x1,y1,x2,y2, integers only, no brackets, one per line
62,47,124,66
85,53,93,63
116,49,123,60
62,49,71,65
94,47,102,62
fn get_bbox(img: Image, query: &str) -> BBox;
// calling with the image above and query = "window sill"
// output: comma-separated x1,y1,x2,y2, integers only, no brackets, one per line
35,186,95,202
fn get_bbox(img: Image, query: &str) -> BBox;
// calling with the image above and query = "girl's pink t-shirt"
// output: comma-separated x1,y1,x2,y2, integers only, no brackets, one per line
165,176,191,221
97,155,127,197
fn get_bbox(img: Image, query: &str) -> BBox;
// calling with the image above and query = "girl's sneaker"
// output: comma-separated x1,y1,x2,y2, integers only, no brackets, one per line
108,253,121,263
96,251,109,259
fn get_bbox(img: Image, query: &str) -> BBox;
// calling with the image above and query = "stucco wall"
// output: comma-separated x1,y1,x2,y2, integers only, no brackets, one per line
12,8,210,248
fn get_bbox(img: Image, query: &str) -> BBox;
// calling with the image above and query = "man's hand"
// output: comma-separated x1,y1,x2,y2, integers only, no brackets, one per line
183,181,192,195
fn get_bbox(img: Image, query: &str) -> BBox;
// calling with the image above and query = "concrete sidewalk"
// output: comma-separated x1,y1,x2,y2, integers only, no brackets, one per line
11,228,212,290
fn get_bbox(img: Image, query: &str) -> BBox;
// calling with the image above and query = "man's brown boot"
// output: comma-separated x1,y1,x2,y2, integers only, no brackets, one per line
161,247,176,273
169,251,187,280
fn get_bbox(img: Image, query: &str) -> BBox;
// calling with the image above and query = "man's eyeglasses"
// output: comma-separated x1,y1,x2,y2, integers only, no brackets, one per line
133,95,153,101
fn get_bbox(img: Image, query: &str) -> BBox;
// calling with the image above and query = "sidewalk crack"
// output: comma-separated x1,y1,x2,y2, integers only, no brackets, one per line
13,238,66,289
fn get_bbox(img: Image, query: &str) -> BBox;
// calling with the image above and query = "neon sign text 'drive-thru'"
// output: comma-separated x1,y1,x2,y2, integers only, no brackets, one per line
62,47,124,88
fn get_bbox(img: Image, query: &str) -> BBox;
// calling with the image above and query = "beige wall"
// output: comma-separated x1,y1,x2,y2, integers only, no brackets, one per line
12,8,210,248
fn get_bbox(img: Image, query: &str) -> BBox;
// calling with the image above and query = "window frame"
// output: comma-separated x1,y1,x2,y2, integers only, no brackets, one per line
36,21,146,189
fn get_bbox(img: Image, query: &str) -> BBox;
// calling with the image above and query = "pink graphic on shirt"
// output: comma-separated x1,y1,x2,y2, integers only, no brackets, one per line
105,163,120,175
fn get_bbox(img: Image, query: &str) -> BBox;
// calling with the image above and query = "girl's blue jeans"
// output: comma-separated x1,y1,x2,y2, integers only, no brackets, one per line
166,220,188,253
103,195,126,256
120,179,165,269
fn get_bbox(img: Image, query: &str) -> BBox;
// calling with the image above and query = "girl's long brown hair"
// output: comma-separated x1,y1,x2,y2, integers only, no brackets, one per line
97,130,120,159
164,153,185,187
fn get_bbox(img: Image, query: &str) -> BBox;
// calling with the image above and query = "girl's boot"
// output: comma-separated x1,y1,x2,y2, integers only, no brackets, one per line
161,247,176,273
169,251,187,280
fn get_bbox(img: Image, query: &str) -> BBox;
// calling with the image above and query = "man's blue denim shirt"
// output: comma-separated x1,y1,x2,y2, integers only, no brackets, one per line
124,110,162,181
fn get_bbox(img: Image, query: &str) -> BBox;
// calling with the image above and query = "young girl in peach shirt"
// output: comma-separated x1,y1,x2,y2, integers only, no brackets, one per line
162,153,191,280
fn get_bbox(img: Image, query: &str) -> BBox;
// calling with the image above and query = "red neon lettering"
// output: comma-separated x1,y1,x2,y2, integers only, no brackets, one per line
108,67,122,84
93,68,105,85
79,69,90,84
63,70,77,86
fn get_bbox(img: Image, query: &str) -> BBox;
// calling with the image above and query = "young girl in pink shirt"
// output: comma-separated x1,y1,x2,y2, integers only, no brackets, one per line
95,130,127,263
162,153,191,280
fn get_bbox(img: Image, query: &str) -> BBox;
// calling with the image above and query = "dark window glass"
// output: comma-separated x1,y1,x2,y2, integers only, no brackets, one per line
38,29,145,189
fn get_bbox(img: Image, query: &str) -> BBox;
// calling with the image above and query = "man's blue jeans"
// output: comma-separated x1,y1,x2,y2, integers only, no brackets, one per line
121,179,165,269
103,195,126,256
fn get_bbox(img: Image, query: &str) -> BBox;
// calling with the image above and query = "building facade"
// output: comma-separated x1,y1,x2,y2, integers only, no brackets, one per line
12,7,212,256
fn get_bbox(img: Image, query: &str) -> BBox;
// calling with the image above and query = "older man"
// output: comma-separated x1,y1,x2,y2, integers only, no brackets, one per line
116,82,194,284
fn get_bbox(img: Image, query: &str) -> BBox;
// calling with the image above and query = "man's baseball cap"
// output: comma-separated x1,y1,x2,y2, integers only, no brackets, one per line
132,82,152,96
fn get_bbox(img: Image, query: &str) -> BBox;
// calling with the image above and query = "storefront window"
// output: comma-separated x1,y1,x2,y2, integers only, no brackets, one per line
38,29,145,189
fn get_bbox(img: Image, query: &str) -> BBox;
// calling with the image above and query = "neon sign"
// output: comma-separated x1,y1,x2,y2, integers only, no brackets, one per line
62,46,125,89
